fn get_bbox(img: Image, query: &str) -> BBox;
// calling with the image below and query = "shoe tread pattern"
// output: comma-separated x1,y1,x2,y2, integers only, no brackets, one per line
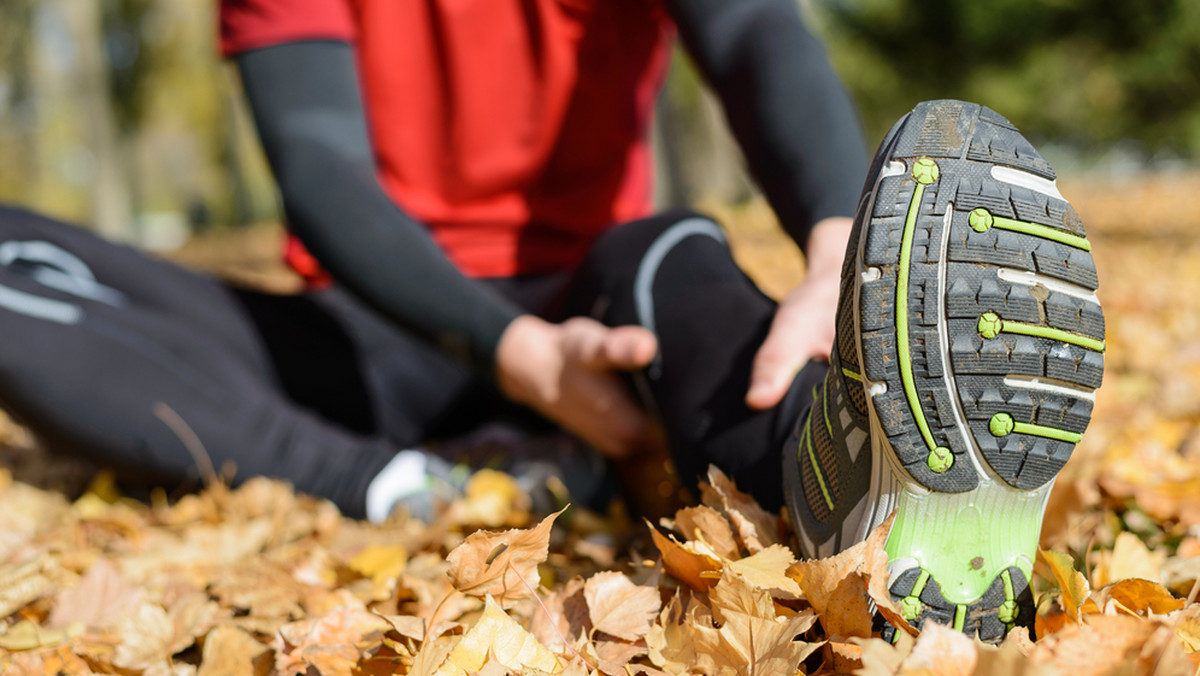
858,99,1104,494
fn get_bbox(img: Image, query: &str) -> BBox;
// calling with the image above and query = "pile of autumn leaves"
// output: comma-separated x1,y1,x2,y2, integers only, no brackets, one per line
0,465,1197,675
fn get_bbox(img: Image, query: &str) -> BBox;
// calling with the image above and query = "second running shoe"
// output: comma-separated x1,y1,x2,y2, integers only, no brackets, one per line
785,99,1105,642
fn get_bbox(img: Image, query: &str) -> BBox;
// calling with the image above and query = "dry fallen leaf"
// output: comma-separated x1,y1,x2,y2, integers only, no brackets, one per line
274,606,390,676
434,595,561,675
584,570,661,641
787,514,910,639
1039,549,1092,621
445,508,563,606
673,505,740,560
647,521,721,592
700,466,782,553
723,544,801,600
348,543,408,585
896,622,978,675
696,570,819,675
197,624,269,676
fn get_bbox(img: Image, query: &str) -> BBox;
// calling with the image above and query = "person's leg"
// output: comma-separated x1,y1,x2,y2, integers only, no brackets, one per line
0,206,413,516
565,210,826,511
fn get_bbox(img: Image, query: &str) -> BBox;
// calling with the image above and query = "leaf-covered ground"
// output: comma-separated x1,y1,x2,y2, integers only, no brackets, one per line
0,171,1198,675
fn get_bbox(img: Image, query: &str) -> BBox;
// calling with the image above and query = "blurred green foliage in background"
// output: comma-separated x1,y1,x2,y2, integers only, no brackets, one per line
1,0,1197,244
817,0,1200,161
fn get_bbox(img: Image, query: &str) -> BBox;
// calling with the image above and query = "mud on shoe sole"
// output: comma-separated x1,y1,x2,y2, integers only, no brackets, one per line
852,100,1104,641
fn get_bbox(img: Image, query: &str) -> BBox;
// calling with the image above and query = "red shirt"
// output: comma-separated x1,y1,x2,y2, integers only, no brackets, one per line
220,0,673,278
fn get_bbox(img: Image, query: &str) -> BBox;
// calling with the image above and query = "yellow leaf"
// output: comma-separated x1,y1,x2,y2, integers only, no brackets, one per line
1039,550,1091,620
448,469,531,528
723,544,801,599
434,596,561,675
0,620,78,651
348,544,408,585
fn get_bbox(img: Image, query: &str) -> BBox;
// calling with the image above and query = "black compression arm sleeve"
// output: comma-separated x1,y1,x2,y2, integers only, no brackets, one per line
236,41,519,372
664,0,868,250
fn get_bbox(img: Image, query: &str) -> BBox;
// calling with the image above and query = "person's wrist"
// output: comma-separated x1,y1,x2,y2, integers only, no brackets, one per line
494,314,558,404
803,216,853,280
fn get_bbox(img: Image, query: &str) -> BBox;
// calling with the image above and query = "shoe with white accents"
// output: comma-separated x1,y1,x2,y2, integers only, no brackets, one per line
784,100,1105,642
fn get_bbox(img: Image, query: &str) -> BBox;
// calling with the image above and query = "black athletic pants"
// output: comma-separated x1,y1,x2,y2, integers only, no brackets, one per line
0,204,824,517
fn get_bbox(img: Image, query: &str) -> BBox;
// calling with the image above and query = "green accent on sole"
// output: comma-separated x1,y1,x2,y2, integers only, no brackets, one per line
799,405,836,514
978,314,1105,352
989,412,1083,444
953,604,967,631
967,208,1092,252
977,312,1003,340
912,157,939,184
895,163,940,454
841,366,862,382
927,446,954,473
969,208,994,233
998,570,1018,624
900,568,931,620
989,412,1015,437
885,487,1042,604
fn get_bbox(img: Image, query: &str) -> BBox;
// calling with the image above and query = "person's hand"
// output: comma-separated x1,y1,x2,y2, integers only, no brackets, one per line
495,315,663,459
745,216,853,410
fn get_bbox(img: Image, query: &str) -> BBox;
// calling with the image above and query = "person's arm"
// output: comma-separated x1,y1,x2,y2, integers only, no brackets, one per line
663,0,867,409
663,0,866,250
237,40,661,458
237,40,519,371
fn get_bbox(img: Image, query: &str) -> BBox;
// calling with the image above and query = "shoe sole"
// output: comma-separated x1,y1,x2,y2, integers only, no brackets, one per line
850,101,1104,641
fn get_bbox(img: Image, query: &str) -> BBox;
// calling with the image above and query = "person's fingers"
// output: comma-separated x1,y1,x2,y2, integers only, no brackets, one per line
745,324,803,411
564,372,654,459
603,325,658,370
560,317,611,369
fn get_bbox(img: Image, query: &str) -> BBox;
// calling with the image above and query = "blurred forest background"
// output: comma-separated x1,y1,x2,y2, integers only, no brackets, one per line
0,0,1198,249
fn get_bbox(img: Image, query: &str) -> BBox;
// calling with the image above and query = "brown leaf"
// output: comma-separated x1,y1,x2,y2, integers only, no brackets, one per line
700,569,819,675
274,606,390,676
197,624,269,676
445,508,563,606
854,633,915,676
645,591,702,673
48,556,139,631
673,505,739,560
647,521,720,592
787,514,911,638
530,576,590,651
583,571,661,641
1091,577,1184,616
1028,613,1157,674
701,466,781,553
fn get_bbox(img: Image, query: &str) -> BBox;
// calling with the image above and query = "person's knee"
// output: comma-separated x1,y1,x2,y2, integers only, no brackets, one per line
584,209,725,275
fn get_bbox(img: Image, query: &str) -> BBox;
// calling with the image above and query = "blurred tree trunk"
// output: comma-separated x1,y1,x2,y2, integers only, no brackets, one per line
57,0,134,241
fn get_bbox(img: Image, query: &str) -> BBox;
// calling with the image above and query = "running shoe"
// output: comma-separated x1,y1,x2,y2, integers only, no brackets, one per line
785,100,1105,642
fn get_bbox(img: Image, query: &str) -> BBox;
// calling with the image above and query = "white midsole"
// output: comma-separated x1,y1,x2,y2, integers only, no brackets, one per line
990,165,1064,200
997,267,1100,304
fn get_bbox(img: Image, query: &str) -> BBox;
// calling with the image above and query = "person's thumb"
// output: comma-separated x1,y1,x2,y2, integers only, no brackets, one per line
746,331,803,410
